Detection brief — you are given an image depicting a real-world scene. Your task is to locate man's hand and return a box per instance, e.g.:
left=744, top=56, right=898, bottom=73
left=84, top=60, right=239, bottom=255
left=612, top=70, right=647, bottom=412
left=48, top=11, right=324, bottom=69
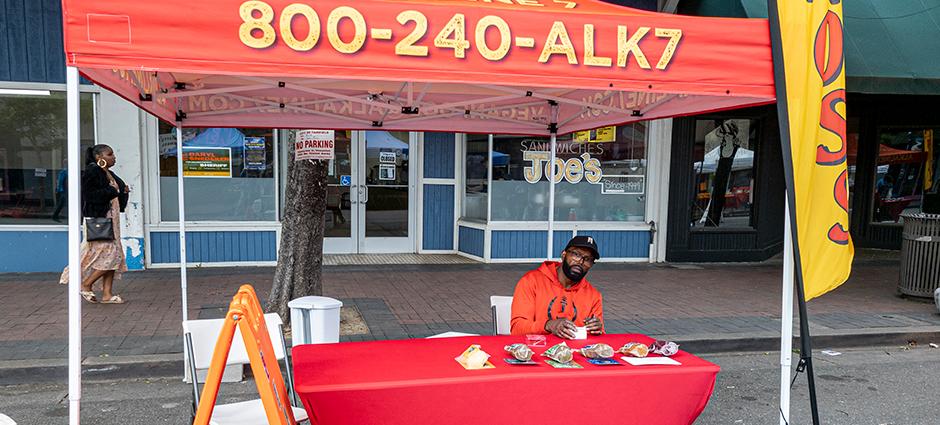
left=585, top=316, right=603, bottom=335
left=544, top=319, right=577, bottom=339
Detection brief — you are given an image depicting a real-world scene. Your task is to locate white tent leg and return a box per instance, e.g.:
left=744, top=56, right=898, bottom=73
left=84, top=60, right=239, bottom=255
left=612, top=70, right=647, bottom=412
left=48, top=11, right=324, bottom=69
left=66, top=66, right=82, bottom=425
left=547, top=132, right=556, bottom=260
left=779, top=195, right=794, bottom=425
left=176, top=124, right=189, bottom=322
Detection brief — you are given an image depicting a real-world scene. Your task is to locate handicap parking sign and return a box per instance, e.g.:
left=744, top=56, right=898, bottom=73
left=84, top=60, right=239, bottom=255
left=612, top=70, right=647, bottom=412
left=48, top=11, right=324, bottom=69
left=340, top=175, right=351, bottom=186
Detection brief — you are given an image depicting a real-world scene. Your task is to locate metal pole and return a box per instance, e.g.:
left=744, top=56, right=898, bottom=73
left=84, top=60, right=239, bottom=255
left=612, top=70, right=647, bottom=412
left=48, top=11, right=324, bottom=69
left=176, top=123, right=189, bottom=322
left=546, top=103, right=558, bottom=260
left=779, top=195, right=794, bottom=425
left=547, top=131, right=556, bottom=260
left=66, top=66, right=82, bottom=425
left=795, top=249, right=821, bottom=425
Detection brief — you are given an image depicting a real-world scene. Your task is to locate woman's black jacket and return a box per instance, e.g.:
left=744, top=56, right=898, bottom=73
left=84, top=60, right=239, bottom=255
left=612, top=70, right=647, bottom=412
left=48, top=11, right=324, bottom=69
left=82, top=164, right=128, bottom=218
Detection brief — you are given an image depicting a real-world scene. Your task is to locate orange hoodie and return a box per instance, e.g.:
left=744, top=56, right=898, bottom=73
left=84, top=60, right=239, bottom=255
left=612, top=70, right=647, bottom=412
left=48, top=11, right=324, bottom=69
left=510, top=261, right=604, bottom=335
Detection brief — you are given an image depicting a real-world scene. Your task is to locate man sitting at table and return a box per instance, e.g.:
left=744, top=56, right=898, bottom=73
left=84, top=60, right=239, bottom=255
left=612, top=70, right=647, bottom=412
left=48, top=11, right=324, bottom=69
left=510, top=236, right=604, bottom=338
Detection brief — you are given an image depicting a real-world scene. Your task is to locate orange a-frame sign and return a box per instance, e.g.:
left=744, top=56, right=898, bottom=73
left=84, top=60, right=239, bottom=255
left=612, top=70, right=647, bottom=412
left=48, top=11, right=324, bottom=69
left=193, top=285, right=297, bottom=425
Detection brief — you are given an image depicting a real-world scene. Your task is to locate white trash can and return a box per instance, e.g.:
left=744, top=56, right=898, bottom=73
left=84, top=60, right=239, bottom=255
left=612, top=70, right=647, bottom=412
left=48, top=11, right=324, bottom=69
left=288, top=296, right=343, bottom=346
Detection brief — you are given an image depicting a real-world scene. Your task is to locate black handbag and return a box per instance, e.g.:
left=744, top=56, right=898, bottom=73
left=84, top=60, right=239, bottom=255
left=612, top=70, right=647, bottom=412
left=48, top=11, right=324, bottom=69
left=84, top=217, right=114, bottom=241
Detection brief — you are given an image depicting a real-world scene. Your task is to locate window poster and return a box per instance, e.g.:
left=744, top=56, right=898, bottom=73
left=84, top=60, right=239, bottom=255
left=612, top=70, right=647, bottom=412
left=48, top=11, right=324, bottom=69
left=243, top=137, right=266, bottom=171
left=379, top=164, right=396, bottom=181
left=183, top=147, right=232, bottom=177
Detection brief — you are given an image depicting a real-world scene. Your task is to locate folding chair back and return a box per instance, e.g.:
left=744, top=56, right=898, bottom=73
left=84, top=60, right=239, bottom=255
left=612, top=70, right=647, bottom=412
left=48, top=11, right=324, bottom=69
left=490, top=295, right=513, bottom=335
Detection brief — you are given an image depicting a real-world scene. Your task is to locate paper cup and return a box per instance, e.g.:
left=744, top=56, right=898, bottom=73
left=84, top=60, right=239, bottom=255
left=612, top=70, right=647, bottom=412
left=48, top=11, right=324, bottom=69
left=574, top=326, right=587, bottom=340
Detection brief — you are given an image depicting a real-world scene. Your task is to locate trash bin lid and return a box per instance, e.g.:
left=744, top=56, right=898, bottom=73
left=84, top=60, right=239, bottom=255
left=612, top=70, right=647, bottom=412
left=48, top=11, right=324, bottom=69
left=288, top=296, right=343, bottom=310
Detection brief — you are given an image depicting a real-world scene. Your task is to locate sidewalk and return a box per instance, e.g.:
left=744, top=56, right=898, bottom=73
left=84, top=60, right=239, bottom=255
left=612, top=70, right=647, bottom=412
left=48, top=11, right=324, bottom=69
left=2, top=250, right=939, bottom=379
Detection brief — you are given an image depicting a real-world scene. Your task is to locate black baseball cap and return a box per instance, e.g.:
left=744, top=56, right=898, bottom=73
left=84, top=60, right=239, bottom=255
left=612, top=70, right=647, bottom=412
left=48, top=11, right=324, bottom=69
left=564, top=236, right=600, bottom=260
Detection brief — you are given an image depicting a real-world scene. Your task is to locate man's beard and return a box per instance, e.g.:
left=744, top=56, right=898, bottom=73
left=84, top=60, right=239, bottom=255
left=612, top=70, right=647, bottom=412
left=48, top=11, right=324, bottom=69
left=561, top=260, right=587, bottom=283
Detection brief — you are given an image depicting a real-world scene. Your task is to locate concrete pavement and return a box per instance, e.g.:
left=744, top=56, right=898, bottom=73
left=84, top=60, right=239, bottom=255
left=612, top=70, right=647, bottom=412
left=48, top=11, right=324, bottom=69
left=1, top=249, right=939, bottom=383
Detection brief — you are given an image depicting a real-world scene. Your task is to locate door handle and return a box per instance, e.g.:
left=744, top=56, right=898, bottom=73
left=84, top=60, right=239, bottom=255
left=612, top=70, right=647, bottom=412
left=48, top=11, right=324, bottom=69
left=349, top=185, right=358, bottom=204
left=362, top=185, right=369, bottom=204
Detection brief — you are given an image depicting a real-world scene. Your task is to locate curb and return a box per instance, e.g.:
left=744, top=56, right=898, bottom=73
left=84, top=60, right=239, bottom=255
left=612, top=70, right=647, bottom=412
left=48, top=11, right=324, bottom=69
left=3, top=328, right=939, bottom=385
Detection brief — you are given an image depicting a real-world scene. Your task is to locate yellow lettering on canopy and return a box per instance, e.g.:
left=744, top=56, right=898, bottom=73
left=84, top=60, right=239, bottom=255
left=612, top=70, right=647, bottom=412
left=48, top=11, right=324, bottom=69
left=516, top=0, right=544, bottom=6
left=654, top=28, right=682, bottom=70
left=539, top=21, right=577, bottom=65
left=617, top=25, right=650, bottom=69
left=327, top=6, right=367, bottom=54
left=553, top=0, right=577, bottom=8
left=583, top=24, right=612, bottom=67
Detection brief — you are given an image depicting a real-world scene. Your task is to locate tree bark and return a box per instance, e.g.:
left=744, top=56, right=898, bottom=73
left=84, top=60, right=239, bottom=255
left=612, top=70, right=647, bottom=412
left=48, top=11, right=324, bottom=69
left=267, top=130, right=328, bottom=325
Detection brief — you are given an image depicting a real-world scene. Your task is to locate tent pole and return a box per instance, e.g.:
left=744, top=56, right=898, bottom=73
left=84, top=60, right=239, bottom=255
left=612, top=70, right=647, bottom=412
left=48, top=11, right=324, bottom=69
left=546, top=103, right=558, bottom=260
left=795, top=245, right=821, bottom=425
left=66, top=66, right=82, bottom=425
left=547, top=132, right=556, bottom=259
left=778, top=195, right=794, bottom=425
left=176, top=122, right=189, bottom=323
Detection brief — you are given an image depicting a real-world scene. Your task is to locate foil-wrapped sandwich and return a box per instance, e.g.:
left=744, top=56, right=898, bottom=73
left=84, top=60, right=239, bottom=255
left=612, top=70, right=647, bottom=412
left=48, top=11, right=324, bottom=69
left=504, top=343, right=535, bottom=361
left=541, top=342, right=574, bottom=363
left=650, top=340, right=679, bottom=357
left=579, top=343, right=615, bottom=359
left=620, top=342, right=649, bottom=358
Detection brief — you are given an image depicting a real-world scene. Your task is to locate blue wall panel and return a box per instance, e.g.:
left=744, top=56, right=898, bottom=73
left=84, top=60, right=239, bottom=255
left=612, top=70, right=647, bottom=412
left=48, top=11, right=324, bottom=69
left=552, top=231, right=574, bottom=257
left=422, top=184, right=455, bottom=250
left=457, top=226, right=484, bottom=258
left=577, top=230, right=650, bottom=258
left=0, top=231, right=68, bottom=272
left=423, top=132, right=455, bottom=179
left=491, top=231, right=548, bottom=259
left=150, top=231, right=277, bottom=264
left=1, top=0, right=66, bottom=83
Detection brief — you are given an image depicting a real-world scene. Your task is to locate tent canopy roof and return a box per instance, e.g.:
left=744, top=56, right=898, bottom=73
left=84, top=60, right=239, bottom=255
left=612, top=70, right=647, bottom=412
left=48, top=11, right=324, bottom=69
left=63, top=0, right=775, bottom=135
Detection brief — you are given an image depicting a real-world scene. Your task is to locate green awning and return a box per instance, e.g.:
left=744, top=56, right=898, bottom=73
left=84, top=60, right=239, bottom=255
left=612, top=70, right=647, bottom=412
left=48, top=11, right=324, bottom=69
left=680, top=0, right=940, bottom=95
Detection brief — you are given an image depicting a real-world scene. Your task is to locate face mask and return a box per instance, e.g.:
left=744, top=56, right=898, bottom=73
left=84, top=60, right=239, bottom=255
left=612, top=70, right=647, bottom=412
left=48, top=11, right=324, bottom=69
left=561, top=259, right=587, bottom=283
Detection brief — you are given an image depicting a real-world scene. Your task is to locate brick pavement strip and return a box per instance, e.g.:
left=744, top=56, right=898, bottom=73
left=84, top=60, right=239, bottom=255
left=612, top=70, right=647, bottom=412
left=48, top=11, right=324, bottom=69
left=1, top=256, right=939, bottom=362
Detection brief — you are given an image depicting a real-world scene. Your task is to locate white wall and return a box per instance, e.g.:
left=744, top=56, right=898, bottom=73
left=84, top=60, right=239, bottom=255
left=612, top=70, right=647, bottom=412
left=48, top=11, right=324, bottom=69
left=96, top=90, right=146, bottom=269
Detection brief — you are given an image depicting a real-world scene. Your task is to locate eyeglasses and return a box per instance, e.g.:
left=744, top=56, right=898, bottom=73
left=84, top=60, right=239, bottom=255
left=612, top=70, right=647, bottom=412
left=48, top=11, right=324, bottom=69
left=566, top=250, right=595, bottom=266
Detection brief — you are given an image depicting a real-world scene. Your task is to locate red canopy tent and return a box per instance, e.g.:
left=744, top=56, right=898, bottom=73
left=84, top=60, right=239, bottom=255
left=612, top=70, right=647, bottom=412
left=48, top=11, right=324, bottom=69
left=58, top=0, right=775, bottom=423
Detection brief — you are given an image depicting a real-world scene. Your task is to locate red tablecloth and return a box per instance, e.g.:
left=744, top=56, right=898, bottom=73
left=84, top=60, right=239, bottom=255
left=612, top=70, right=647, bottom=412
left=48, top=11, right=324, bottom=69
left=292, top=334, right=718, bottom=425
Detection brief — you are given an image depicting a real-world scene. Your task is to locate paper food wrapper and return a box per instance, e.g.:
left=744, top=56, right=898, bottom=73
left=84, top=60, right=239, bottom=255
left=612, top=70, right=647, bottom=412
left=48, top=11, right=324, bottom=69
left=541, top=342, right=574, bottom=363
left=579, top=343, right=615, bottom=359
left=504, top=343, right=535, bottom=361
left=455, top=344, right=495, bottom=370
left=620, top=342, right=649, bottom=358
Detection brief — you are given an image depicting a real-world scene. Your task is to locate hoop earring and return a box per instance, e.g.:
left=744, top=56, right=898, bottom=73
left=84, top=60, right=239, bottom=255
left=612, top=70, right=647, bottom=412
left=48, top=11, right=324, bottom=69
left=97, top=158, right=107, bottom=168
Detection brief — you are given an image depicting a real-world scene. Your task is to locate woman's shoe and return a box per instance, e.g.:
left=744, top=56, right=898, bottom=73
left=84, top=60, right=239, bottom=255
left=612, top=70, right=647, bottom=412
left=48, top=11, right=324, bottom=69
left=80, top=291, right=98, bottom=303
left=100, top=295, right=125, bottom=304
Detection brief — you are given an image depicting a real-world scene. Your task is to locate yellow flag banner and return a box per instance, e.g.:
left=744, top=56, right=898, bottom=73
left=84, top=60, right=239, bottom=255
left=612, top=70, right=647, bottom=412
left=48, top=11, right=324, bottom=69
left=769, top=0, right=854, bottom=300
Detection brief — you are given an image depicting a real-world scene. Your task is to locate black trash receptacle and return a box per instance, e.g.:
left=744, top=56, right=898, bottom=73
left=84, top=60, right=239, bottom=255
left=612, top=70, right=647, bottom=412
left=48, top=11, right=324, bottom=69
left=899, top=213, right=940, bottom=298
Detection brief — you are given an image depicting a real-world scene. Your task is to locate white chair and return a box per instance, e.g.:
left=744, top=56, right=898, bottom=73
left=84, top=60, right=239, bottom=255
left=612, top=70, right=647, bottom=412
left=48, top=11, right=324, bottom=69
left=182, top=313, right=308, bottom=424
left=490, top=296, right=513, bottom=335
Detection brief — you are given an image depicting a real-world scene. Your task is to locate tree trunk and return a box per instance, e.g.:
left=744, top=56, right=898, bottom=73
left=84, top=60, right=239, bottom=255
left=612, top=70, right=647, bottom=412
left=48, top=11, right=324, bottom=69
left=267, top=130, right=328, bottom=325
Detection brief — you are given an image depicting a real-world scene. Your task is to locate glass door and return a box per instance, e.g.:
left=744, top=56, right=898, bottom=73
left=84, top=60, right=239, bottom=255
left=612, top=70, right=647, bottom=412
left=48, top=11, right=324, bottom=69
left=358, top=131, right=415, bottom=253
left=323, top=131, right=358, bottom=253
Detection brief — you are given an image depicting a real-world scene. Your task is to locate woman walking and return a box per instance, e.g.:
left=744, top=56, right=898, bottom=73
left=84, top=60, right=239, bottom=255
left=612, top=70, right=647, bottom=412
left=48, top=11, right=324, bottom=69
left=60, top=144, right=129, bottom=304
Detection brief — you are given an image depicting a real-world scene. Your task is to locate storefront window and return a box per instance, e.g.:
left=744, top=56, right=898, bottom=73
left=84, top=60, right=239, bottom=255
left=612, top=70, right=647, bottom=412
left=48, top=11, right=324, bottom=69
left=690, top=119, right=759, bottom=228
left=465, top=124, right=649, bottom=223
left=490, top=135, right=551, bottom=221
left=463, top=134, right=489, bottom=221
left=554, top=123, right=647, bottom=221
left=871, top=127, right=940, bottom=223
left=0, top=91, right=95, bottom=225
left=158, top=123, right=277, bottom=221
